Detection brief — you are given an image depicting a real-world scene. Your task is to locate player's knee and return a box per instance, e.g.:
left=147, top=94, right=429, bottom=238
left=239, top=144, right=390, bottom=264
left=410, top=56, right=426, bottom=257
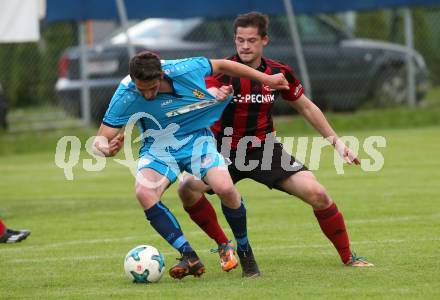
left=177, top=181, right=192, bottom=203
left=177, top=180, right=187, bottom=196
left=135, top=185, right=158, bottom=208
left=212, top=183, right=237, bottom=201
left=309, top=185, right=332, bottom=210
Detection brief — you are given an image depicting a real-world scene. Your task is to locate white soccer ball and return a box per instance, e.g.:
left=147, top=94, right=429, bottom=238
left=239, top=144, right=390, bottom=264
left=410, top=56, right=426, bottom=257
left=124, top=245, right=165, bottom=283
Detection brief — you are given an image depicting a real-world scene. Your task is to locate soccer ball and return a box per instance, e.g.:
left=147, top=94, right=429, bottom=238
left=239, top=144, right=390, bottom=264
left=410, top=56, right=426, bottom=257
left=124, top=245, right=165, bottom=283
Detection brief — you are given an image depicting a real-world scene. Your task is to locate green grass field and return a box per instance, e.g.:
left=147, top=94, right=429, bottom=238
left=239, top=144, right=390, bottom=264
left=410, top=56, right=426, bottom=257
left=1, top=120, right=440, bottom=299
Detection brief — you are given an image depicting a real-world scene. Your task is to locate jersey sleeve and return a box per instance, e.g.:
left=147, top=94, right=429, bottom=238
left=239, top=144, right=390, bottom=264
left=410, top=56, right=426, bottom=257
left=194, top=56, right=213, bottom=77
left=170, top=57, right=213, bottom=78
left=166, top=57, right=214, bottom=90
left=281, top=65, right=304, bottom=102
left=102, top=85, right=135, bottom=127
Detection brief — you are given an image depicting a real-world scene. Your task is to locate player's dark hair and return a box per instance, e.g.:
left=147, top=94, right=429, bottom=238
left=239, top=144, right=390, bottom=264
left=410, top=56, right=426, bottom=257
left=234, top=11, right=269, bottom=37
left=129, top=51, right=162, bottom=81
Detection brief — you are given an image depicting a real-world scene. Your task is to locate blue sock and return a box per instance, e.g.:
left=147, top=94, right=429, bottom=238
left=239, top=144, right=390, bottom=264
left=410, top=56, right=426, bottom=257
left=144, top=201, right=193, bottom=254
left=221, top=200, right=250, bottom=252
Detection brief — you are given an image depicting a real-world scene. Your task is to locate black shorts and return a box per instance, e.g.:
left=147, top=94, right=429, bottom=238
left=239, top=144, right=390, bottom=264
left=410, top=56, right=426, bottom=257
left=207, top=142, right=307, bottom=194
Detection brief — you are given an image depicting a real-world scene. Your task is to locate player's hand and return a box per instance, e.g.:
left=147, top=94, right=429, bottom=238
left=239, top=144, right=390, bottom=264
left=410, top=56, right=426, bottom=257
left=264, top=73, right=289, bottom=90
left=94, top=134, right=124, bottom=157
left=108, top=133, right=124, bottom=156
left=215, top=85, right=234, bottom=101
left=333, top=138, right=360, bottom=165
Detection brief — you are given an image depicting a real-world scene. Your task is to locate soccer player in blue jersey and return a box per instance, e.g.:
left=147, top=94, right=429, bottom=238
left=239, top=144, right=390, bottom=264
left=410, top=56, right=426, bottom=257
left=93, top=51, right=289, bottom=279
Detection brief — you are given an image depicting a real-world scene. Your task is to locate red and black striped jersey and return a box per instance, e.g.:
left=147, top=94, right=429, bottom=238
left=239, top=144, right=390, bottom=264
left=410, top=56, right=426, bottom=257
left=206, top=54, right=304, bottom=150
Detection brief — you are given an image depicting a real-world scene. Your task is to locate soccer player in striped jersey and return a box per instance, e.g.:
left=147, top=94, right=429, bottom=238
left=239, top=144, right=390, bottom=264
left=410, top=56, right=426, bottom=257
left=178, top=12, right=373, bottom=277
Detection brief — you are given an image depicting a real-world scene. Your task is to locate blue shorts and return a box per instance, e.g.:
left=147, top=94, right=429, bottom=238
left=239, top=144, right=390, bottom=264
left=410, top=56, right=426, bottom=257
left=137, top=128, right=225, bottom=183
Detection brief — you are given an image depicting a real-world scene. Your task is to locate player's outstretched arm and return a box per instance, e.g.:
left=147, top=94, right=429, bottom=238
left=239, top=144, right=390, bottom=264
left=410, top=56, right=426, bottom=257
left=93, top=124, right=125, bottom=157
left=289, top=94, right=360, bottom=165
left=210, top=59, right=289, bottom=91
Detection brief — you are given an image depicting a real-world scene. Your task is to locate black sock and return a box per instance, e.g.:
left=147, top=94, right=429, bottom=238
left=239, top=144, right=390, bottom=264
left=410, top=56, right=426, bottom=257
left=145, top=201, right=193, bottom=254
left=221, top=200, right=250, bottom=252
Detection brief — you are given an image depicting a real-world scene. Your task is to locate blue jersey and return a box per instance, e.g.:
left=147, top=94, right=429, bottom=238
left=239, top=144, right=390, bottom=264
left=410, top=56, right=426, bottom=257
left=103, top=57, right=231, bottom=156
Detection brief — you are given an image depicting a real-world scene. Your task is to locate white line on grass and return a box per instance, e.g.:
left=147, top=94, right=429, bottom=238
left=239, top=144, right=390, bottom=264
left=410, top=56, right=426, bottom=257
left=348, top=214, right=440, bottom=224
left=1, top=213, right=438, bottom=254
left=4, top=237, right=440, bottom=264
left=0, top=236, right=144, bottom=253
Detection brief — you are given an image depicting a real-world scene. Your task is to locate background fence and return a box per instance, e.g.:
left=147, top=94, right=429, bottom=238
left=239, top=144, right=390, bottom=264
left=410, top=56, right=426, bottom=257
left=0, top=6, right=439, bottom=130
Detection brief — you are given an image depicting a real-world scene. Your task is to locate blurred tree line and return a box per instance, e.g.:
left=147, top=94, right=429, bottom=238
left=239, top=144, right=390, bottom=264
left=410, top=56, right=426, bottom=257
left=0, top=23, right=76, bottom=108
left=355, top=7, right=440, bottom=84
